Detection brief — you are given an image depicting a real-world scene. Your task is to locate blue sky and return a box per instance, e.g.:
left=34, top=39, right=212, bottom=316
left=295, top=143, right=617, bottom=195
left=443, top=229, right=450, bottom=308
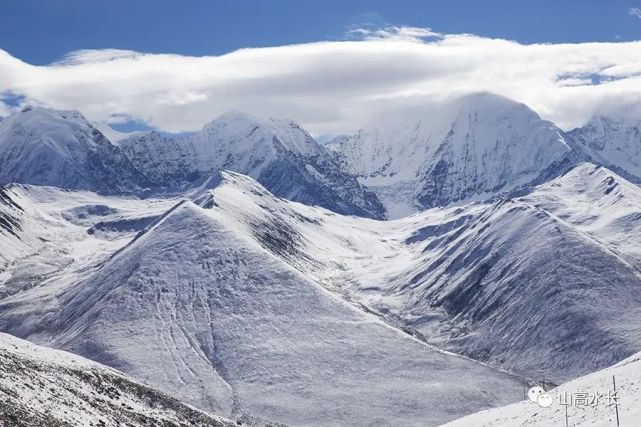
left=3, top=0, right=641, bottom=64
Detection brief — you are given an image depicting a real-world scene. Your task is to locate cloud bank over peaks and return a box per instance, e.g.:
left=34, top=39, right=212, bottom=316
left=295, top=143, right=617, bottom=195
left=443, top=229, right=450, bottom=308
left=1, top=26, right=641, bottom=134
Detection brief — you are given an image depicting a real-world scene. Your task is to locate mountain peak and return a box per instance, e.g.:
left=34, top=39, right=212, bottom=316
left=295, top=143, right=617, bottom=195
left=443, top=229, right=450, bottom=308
left=204, top=110, right=259, bottom=129
left=120, top=111, right=386, bottom=218
left=0, top=106, right=150, bottom=192
left=334, top=93, right=572, bottom=217
left=452, top=92, right=539, bottom=120
left=17, top=105, right=85, bottom=119
left=2, top=106, right=93, bottom=142
left=92, top=121, right=148, bottom=144
left=201, top=110, right=318, bottom=155
left=209, top=110, right=269, bottom=126
left=204, top=110, right=301, bottom=134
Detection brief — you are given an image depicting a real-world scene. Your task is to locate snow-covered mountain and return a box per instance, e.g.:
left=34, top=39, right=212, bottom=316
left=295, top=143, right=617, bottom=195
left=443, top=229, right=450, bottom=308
left=443, top=349, right=641, bottom=427
left=197, top=164, right=641, bottom=385
left=0, top=175, right=526, bottom=426
left=120, top=111, right=385, bottom=218
left=0, top=182, right=176, bottom=299
left=0, top=332, right=234, bottom=427
left=0, top=107, right=151, bottom=192
left=569, top=115, right=641, bottom=183
left=333, top=93, right=578, bottom=218
left=5, top=93, right=641, bottom=426
left=4, top=163, right=641, bottom=424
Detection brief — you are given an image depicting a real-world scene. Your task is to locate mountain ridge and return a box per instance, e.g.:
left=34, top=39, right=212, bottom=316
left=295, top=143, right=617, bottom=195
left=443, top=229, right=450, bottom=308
left=119, top=111, right=387, bottom=218
left=0, top=107, right=151, bottom=193
left=332, top=93, right=581, bottom=218
left=0, top=331, right=235, bottom=427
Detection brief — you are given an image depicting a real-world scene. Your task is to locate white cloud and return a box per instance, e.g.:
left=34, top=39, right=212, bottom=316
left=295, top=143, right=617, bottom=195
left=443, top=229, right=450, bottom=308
left=2, top=27, right=641, bottom=134
left=630, top=7, right=641, bottom=19
left=347, top=25, right=441, bottom=41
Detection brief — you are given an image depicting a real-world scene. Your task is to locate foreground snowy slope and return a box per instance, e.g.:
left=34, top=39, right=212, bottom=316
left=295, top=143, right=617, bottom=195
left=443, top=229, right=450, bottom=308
left=333, top=93, right=577, bottom=217
left=443, top=350, right=641, bottom=427
left=202, top=166, right=641, bottom=384
left=0, top=107, right=150, bottom=192
left=120, top=111, right=385, bottom=218
left=0, top=332, right=233, bottom=427
left=0, top=180, right=526, bottom=426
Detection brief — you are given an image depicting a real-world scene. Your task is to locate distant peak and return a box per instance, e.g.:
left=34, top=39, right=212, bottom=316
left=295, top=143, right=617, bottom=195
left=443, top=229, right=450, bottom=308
left=456, top=91, right=516, bottom=104
left=9, top=105, right=87, bottom=123
left=217, top=110, right=261, bottom=122
left=92, top=122, right=149, bottom=144
left=453, top=92, right=534, bottom=115
left=204, top=110, right=301, bottom=132
left=204, top=110, right=266, bottom=129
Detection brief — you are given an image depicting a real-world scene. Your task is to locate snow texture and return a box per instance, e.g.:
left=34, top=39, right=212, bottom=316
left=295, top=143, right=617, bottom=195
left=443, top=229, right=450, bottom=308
left=120, top=111, right=385, bottom=218
left=0, top=107, right=150, bottom=192
left=0, top=332, right=234, bottom=426
left=443, top=350, right=641, bottom=427
left=570, top=115, right=641, bottom=183
left=333, top=93, right=577, bottom=217
left=2, top=94, right=641, bottom=426
left=0, top=177, right=527, bottom=426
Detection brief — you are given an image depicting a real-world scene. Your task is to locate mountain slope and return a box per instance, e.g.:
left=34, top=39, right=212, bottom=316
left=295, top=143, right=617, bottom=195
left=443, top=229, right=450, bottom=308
left=200, top=166, right=641, bottom=384
left=523, top=162, right=641, bottom=268
left=0, top=183, right=176, bottom=300
left=569, top=115, right=641, bottom=183
left=0, top=107, right=150, bottom=192
left=333, top=93, right=577, bottom=218
left=0, top=182, right=525, bottom=426
left=0, top=184, right=49, bottom=273
left=443, top=350, right=641, bottom=427
left=0, top=332, right=233, bottom=427
left=120, top=111, right=385, bottom=218
left=3, top=166, right=641, bottom=424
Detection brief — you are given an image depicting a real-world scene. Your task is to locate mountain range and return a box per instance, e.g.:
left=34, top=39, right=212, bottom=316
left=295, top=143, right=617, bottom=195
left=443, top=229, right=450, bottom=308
left=1, top=93, right=641, bottom=426
left=118, top=111, right=385, bottom=218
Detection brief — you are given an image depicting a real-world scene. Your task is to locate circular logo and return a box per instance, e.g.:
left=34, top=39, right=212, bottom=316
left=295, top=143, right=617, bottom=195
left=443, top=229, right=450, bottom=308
left=528, top=386, right=545, bottom=403
left=537, top=393, right=553, bottom=408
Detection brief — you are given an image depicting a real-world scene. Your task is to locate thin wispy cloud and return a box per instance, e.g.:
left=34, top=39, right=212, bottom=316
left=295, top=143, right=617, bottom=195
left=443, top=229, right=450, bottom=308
left=1, top=26, right=641, bottom=134
left=347, top=25, right=441, bottom=42
left=629, top=7, right=641, bottom=19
